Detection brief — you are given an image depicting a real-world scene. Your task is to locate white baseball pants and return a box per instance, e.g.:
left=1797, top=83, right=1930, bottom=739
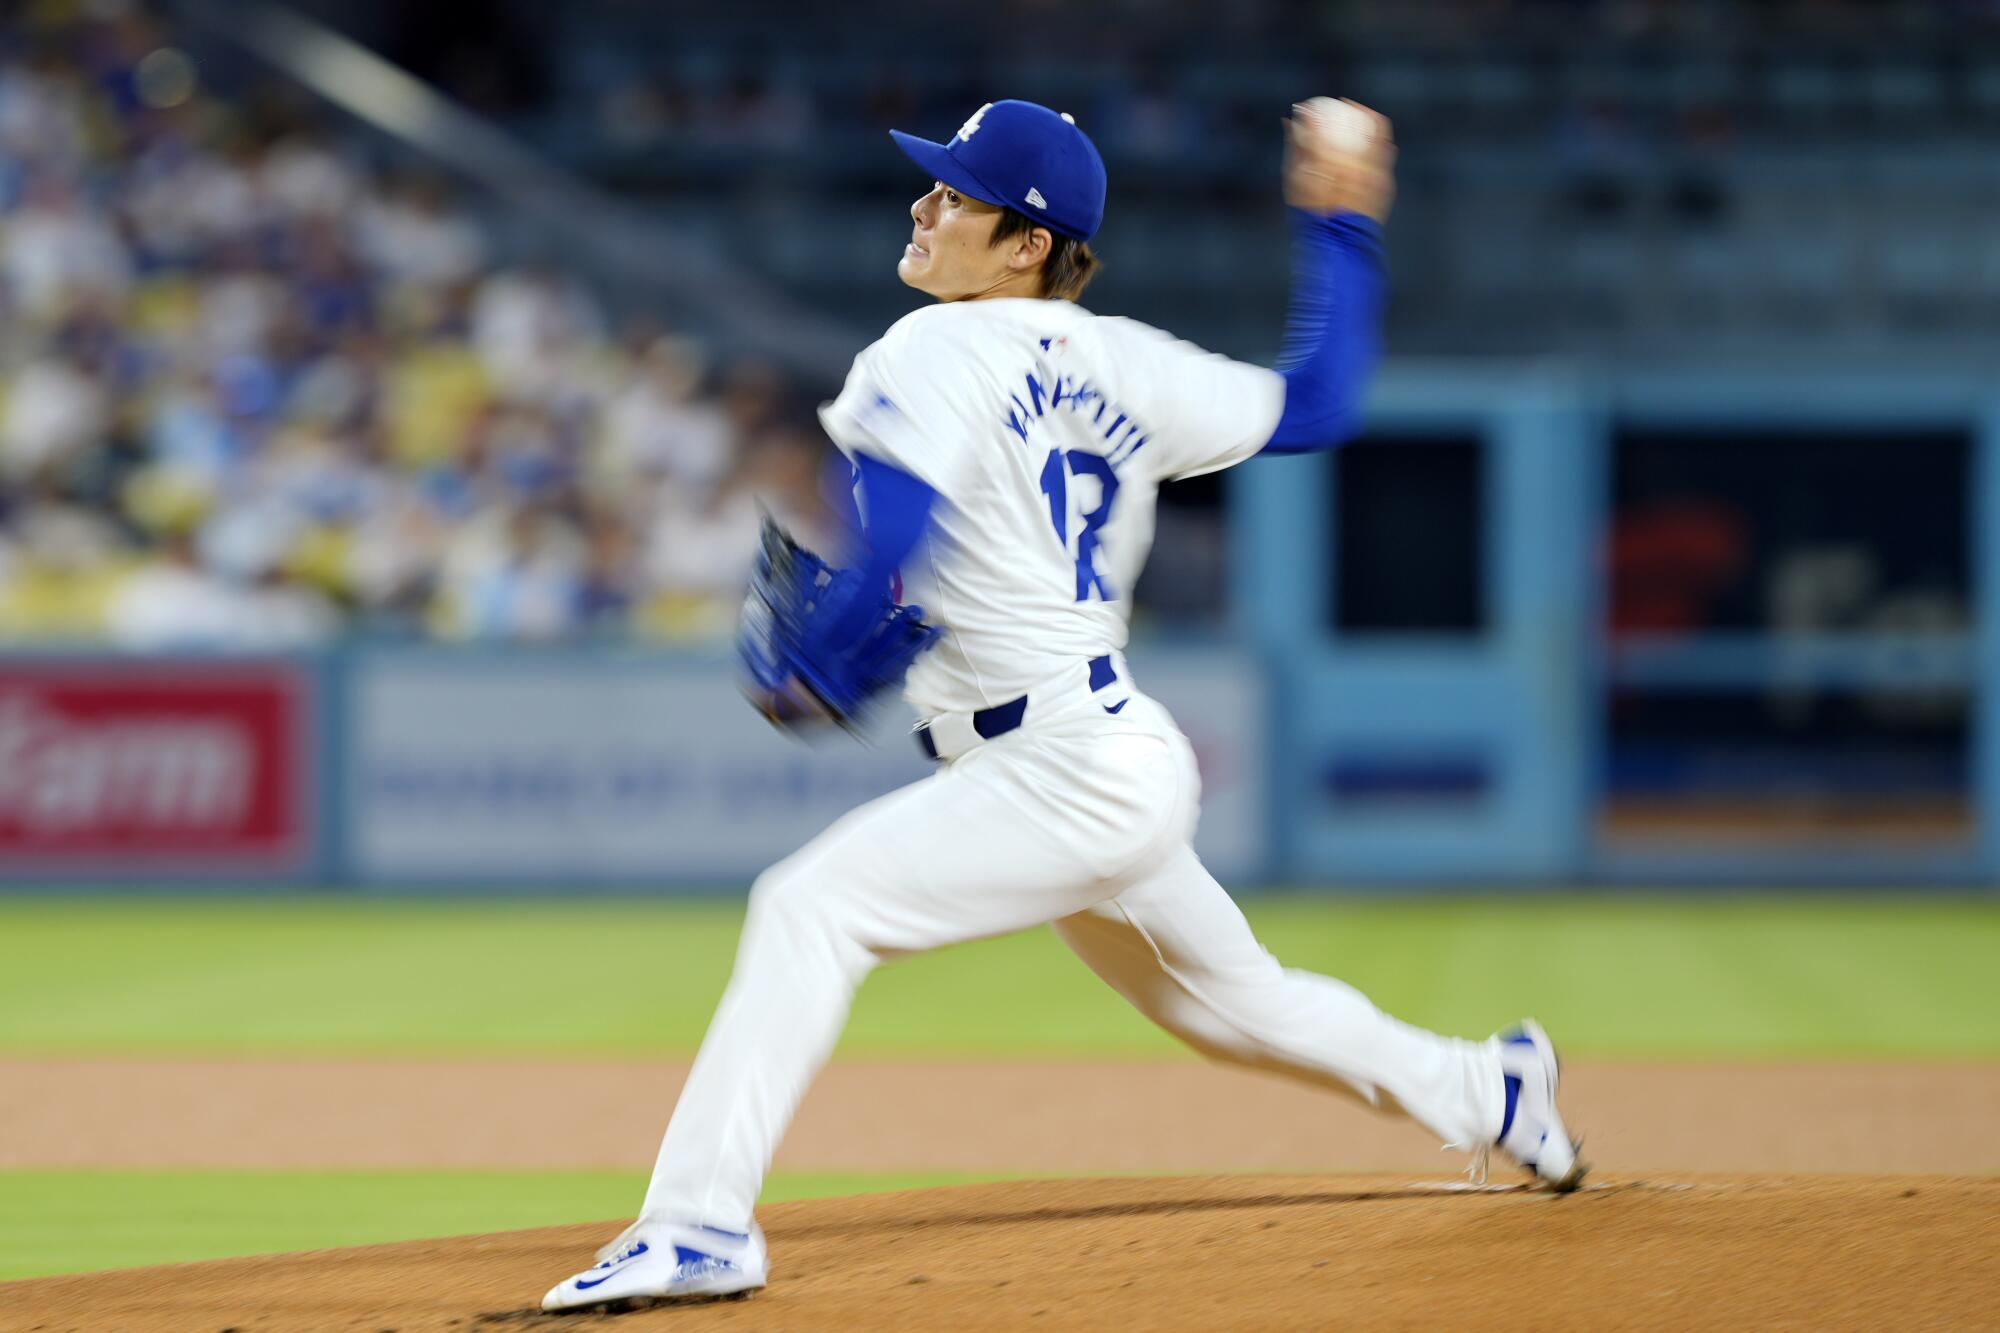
left=641, top=685, right=1506, bottom=1230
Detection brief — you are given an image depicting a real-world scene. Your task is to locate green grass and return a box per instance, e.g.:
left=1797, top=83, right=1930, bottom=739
left=0, top=896, right=1995, bottom=1058
left=0, top=1168, right=1005, bottom=1281
left=1, top=896, right=1994, bottom=1283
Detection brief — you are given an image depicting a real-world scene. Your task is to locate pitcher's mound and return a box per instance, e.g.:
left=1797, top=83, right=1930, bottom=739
left=3, top=1173, right=1993, bottom=1331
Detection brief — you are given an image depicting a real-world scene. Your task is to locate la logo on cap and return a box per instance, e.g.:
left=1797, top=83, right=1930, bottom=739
left=956, top=103, right=991, bottom=141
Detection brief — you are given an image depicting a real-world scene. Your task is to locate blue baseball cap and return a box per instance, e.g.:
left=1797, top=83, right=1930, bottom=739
left=890, top=100, right=1107, bottom=242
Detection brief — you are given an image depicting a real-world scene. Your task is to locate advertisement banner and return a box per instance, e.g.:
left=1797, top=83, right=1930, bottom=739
left=348, top=650, right=1267, bottom=886
left=0, top=662, right=315, bottom=870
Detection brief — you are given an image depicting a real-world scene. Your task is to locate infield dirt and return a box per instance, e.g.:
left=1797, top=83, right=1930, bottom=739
left=3, top=1058, right=1997, bottom=1329
left=3, top=1173, right=1995, bottom=1330
left=6, top=1056, right=1998, bottom=1172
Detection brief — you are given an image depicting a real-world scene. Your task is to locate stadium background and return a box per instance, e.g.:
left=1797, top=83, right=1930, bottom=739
left=0, top=0, right=1994, bottom=1322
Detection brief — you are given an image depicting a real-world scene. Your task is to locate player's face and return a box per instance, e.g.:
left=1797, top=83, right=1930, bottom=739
left=898, top=181, right=1009, bottom=300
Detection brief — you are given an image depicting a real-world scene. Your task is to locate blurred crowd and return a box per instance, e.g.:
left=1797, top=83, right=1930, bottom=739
left=0, top=4, right=834, bottom=650
left=547, top=0, right=2000, bottom=164
left=10, top=0, right=1992, bottom=653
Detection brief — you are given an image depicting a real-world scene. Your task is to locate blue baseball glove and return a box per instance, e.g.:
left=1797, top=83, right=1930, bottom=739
left=738, top=515, right=940, bottom=733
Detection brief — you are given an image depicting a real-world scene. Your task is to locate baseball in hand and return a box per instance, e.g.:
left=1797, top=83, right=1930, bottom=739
left=1297, top=97, right=1374, bottom=154
left=1283, top=96, right=1394, bottom=221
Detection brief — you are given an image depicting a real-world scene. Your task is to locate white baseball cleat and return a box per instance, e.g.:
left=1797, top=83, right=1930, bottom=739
left=541, top=1219, right=768, bottom=1312
left=1490, top=1018, right=1587, bottom=1192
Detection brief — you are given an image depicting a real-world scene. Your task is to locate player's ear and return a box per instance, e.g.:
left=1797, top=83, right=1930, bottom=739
left=1006, top=225, right=1054, bottom=273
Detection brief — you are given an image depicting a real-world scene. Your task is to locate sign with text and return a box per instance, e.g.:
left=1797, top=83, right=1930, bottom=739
left=348, top=651, right=1267, bottom=886
left=0, top=664, right=314, bottom=869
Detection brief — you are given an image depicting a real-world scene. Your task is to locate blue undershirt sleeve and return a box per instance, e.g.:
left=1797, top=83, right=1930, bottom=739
left=805, top=449, right=937, bottom=654
left=1261, top=209, right=1387, bottom=454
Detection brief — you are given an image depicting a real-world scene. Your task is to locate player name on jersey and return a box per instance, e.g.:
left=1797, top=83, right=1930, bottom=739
left=1001, top=356, right=1153, bottom=472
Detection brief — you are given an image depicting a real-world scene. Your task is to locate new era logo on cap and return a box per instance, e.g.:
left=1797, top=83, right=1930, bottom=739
left=1025, top=187, right=1048, bottom=208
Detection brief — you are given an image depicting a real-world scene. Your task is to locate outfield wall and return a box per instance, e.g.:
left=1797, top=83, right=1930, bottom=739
left=1228, top=365, right=2000, bottom=888
left=1, top=636, right=1995, bottom=889
left=0, top=646, right=1270, bottom=889
left=345, top=647, right=1268, bottom=887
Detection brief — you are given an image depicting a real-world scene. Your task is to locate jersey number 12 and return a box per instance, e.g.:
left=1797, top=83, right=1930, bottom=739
left=1038, top=447, right=1119, bottom=601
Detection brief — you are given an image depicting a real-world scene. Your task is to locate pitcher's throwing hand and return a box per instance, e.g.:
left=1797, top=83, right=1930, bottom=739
left=1285, top=97, right=1396, bottom=221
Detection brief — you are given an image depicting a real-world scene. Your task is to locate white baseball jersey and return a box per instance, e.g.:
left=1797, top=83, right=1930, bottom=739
left=819, top=298, right=1284, bottom=716
left=623, top=294, right=1517, bottom=1255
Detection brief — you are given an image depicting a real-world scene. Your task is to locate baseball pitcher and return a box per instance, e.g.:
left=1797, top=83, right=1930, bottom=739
left=543, top=96, right=1584, bottom=1313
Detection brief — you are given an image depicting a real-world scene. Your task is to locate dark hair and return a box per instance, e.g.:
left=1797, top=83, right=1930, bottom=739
left=989, top=206, right=1101, bottom=301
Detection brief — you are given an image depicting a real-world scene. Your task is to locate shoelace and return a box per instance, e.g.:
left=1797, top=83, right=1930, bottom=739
left=594, top=1222, right=644, bottom=1264
left=1464, top=1144, right=1490, bottom=1187
left=592, top=1239, right=647, bottom=1271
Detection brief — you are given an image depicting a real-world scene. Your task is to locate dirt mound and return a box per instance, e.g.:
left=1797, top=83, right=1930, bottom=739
left=4, top=1173, right=1994, bottom=1332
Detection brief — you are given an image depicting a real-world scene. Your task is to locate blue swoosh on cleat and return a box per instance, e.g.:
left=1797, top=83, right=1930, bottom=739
left=574, top=1240, right=649, bottom=1290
